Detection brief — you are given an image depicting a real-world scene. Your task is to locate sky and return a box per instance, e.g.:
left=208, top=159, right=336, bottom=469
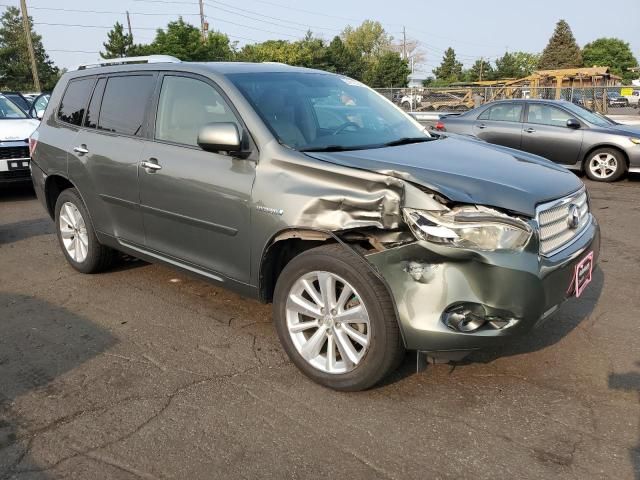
left=9, top=0, right=640, bottom=74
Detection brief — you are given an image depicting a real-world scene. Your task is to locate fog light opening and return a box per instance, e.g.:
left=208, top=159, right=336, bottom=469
left=443, top=304, right=519, bottom=333
left=443, top=304, right=487, bottom=332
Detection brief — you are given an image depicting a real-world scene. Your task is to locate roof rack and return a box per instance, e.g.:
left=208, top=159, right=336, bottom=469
left=76, top=55, right=181, bottom=70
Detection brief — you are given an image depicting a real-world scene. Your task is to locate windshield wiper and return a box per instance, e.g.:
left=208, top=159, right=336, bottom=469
left=299, top=145, right=362, bottom=152
left=381, top=137, right=434, bottom=147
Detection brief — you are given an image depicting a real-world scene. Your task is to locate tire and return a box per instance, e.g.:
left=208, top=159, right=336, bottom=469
left=54, top=188, right=115, bottom=273
left=401, top=101, right=411, bottom=111
left=584, top=148, right=627, bottom=182
left=273, top=244, right=404, bottom=391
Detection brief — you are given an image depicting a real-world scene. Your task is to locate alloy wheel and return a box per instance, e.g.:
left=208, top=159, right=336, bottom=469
left=589, top=153, right=618, bottom=179
left=285, top=271, right=370, bottom=374
left=59, top=201, right=89, bottom=263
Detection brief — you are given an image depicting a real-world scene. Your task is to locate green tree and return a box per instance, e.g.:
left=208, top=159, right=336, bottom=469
left=464, top=58, right=494, bottom=82
left=0, top=6, right=59, bottom=90
left=341, top=20, right=391, bottom=59
left=363, top=51, right=410, bottom=87
left=238, top=39, right=305, bottom=64
left=495, top=52, right=520, bottom=78
left=582, top=37, right=638, bottom=83
left=511, top=51, right=540, bottom=76
left=432, top=47, right=463, bottom=84
left=325, top=36, right=364, bottom=79
left=130, top=18, right=234, bottom=61
left=100, top=22, right=133, bottom=59
left=538, top=19, right=583, bottom=69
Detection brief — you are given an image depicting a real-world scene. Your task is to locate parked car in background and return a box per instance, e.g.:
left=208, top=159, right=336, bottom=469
left=603, top=91, right=629, bottom=108
left=624, top=90, right=640, bottom=108
left=0, top=94, right=39, bottom=185
left=1, top=91, right=32, bottom=112
left=437, top=99, right=640, bottom=182
left=31, top=57, right=599, bottom=390
left=28, top=93, right=50, bottom=119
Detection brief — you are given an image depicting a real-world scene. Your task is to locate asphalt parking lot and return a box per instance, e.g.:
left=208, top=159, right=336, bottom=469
left=1, top=177, right=639, bottom=479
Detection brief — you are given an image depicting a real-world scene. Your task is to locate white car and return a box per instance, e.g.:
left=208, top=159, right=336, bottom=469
left=624, top=90, right=640, bottom=107
left=0, top=95, right=39, bottom=185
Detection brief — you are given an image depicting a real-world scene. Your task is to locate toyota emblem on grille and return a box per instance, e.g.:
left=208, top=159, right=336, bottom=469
left=567, top=204, right=580, bottom=229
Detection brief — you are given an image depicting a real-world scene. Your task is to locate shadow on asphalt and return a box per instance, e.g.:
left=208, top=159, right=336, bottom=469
left=0, top=293, right=117, bottom=477
left=609, top=362, right=640, bottom=480
left=0, top=183, right=35, bottom=202
left=0, top=218, right=53, bottom=245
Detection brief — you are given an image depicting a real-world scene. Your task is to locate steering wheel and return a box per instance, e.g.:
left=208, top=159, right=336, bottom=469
left=331, top=121, right=362, bottom=136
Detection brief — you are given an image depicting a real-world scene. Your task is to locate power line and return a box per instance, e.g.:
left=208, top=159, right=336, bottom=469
left=204, top=0, right=342, bottom=33
left=32, top=21, right=259, bottom=43
left=0, top=4, right=200, bottom=17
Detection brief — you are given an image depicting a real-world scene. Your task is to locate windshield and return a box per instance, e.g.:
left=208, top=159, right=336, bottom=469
left=0, top=96, right=28, bottom=119
left=562, top=102, right=615, bottom=127
left=228, top=72, right=429, bottom=151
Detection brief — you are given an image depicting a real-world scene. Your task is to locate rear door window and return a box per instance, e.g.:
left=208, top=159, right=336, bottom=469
left=98, top=75, right=155, bottom=136
left=478, top=103, right=523, bottom=122
left=58, top=78, right=95, bottom=126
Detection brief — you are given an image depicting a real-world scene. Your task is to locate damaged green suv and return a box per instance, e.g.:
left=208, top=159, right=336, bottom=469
left=31, top=57, right=600, bottom=390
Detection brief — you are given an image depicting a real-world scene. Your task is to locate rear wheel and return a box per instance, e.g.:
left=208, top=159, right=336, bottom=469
left=585, top=148, right=626, bottom=182
left=55, top=188, right=115, bottom=273
left=273, top=244, right=404, bottom=391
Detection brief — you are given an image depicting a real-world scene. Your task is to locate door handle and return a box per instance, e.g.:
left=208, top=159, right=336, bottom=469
left=525, top=128, right=536, bottom=133
left=140, top=159, right=162, bottom=172
left=73, top=145, right=89, bottom=155
left=477, top=124, right=487, bottom=129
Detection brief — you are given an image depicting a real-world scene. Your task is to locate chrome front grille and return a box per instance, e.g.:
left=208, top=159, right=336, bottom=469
left=536, top=188, right=590, bottom=256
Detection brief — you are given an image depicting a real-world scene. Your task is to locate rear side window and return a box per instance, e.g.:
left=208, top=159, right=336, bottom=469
left=98, top=75, right=154, bottom=136
left=58, top=78, right=95, bottom=126
left=84, top=78, right=106, bottom=129
left=478, top=103, right=523, bottom=122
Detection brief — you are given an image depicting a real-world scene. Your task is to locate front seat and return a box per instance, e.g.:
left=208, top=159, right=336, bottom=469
left=257, top=90, right=307, bottom=148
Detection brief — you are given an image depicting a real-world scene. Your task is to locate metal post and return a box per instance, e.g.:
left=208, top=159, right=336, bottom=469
left=126, top=11, right=133, bottom=42
left=19, top=0, right=40, bottom=91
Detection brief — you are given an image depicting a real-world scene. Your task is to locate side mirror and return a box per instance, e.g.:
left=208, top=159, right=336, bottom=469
left=197, top=123, right=242, bottom=153
left=566, top=118, right=581, bottom=129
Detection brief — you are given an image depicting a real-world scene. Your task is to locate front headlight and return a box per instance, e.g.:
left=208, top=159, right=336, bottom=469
left=630, top=137, right=640, bottom=145
left=403, top=206, right=532, bottom=251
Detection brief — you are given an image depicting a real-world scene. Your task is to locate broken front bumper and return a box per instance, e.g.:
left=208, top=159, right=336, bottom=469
left=366, top=215, right=600, bottom=352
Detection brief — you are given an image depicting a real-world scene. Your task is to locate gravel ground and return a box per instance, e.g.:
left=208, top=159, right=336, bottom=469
left=1, top=176, right=639, bottom=479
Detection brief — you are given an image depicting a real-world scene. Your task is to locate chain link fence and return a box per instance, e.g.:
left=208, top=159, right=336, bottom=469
left=375, top=86, right=640, bottom=116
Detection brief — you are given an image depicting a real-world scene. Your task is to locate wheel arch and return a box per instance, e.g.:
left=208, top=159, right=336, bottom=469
left=259, top=226, right=407, bottom=346
left=44, top=174, right=76, bottom=219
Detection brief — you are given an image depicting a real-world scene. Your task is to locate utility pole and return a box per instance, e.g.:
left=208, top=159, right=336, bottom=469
left=126, top=11, right=133, bottom=42
left=19, top=0, right=40, bottom=92
left=479, top=56, right=484, bottom=82
left=199, top=0, right=206, bottom=42
left=402, top=26, right=406, bottom=60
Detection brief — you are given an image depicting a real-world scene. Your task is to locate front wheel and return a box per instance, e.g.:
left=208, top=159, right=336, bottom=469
left=273, top=244, right=404, bottom=391
left=584, top=148, right=627, bottom=182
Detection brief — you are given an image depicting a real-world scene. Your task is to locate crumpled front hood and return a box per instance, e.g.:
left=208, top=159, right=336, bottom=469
left=0, top=119, right=39, bottom=141
left=305, top=137, right=583, bottom=217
